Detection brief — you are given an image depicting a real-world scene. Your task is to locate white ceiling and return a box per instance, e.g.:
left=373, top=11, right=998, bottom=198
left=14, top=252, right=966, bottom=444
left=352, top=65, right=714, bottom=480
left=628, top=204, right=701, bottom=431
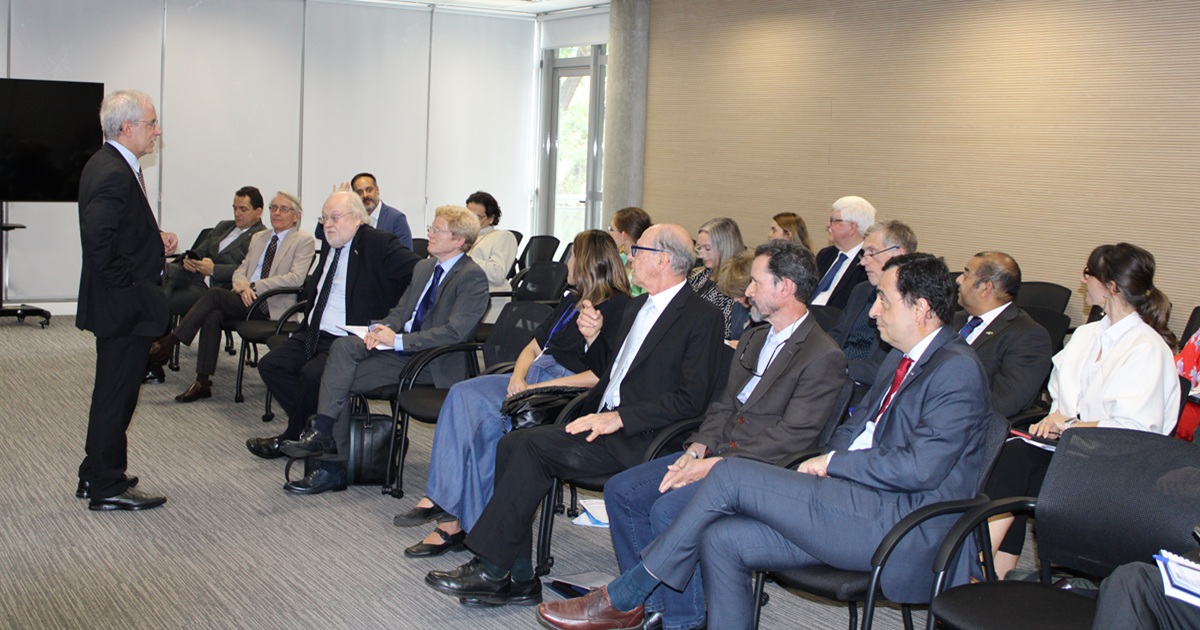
left=373, top=0, right=609, bottom=15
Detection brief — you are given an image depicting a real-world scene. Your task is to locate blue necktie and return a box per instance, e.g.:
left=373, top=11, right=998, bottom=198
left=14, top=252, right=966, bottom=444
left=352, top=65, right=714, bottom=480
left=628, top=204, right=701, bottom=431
left=816, top=252, right=848, bottom=293
left=411, top=265, right=444, bottom=332
left=959, top=316, right=984, bottom=340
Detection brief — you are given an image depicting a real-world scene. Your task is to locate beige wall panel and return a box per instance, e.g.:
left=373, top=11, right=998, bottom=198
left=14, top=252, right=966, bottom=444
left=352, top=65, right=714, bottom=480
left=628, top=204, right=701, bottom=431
left=643, top=0, right=1198, bottom=332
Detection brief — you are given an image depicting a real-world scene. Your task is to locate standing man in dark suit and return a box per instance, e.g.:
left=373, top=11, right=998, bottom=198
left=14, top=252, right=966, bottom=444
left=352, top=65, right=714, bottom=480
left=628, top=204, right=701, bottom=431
left=76, top=89, right=173, bottom=511
left=828, top=220, right=916, bottom=397
left=279, top=205, right=489, bottom=494
left=350, top=172, right=412, bottom=250
left=163, top=186, right=265, bottom=317
left=537, top=253, right=992, bottom=630
left=810, top=195, right=876, bottom=310
left=245, top=191, right=420, bottom=459
left=604, top=240, right=849, bottom=630
left=954, top=251, right=1053, bottom=417
left=424, top=224, right=726, bottom=608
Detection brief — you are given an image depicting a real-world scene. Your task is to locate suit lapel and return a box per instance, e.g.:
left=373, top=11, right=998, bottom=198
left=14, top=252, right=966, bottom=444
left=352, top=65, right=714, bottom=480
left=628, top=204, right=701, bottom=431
left=739, top=317, right=812, bottom=409
left=971, top=303, right=1016, bottom=350
left=625, top=286, right=690, bottom=373
left=874, top=327, right=953, bottom=434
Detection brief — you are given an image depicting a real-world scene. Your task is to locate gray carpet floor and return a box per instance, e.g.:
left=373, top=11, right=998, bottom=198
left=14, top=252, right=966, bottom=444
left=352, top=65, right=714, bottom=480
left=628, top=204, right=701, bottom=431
left=0, top=316, right=1030, bottom=629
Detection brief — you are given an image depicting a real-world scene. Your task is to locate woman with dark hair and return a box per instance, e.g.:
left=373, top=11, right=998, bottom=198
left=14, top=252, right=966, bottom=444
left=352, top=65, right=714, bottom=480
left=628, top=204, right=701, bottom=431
left=984, top=242, right=1180, bottom=578
left=689, top=217, right=746, bottom=339
left=609, top=206, right=652, bottom=297
left=768, top=211, right=813, bottom=252
left=396, top=230, right=631, bottom=557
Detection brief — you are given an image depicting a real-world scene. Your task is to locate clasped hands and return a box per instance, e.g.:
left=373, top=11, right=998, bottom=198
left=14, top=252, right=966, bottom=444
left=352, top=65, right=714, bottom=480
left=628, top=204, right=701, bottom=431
left=364, top=323, right=397, bottom=350
left=658, top=446, right=720, bottom=493
left=182, top=256, right=215, bottom=276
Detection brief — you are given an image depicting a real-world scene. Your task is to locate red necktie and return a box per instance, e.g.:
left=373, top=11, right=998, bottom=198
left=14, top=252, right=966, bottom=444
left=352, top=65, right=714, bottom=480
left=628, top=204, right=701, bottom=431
left=875, top=356, right=914, bottom=422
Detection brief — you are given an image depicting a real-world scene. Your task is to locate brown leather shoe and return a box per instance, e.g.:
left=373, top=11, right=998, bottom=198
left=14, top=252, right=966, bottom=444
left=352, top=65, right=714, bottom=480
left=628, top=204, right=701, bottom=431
left=537, top=585, right=644, bottom=630
left=174, top=380, right=212, bottom=403
left=148, top=335, right=178, bottom=365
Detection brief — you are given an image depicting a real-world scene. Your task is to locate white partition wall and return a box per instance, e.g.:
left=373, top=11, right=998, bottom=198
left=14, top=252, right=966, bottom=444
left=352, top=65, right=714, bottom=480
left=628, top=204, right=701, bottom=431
left=425, top=10, right=537, bottom=237
left=161, top=0, right=306, bottom=246
left=5, top=0, right=164, bottom=302
left=300, top=1, right=433, bottom=237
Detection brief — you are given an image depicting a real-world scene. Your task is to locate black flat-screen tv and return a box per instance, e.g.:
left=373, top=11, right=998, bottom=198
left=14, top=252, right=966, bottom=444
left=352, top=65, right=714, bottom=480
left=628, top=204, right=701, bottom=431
left=0, top=78, right=104, bottom=202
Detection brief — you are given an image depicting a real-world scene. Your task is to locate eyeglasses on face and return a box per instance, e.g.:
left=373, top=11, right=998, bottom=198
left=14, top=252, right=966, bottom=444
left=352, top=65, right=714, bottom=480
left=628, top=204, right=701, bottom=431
left=427, top=224, right=453, bottom=235
left=269, top=204, right=296, bottom=214
left=863, top=245, right=899, bottom=260
left=629, top=244, right=666, bottom=258
left=320, top=212, right=351, bottom=224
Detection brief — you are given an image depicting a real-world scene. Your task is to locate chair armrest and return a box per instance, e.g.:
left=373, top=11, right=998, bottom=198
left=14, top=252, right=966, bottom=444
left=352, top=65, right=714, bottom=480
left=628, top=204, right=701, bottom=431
left=641, top=418, right=704, bottom=461
left=490, top=290, right=515, bottom=299
left=779, top=448, right=827, bottom=469
left=274, top=300, right=308, bottom=334
left=244, top=287, right=305, bottom=320
left=1007, top=408, right=1048, bottom=431
left=552, top=392, right=594, bottom=425
left=482, top=361, right=517, bottom=375
left=397, top=342, right=485, bottom=390
left=871, top=496, right=990, bottom=571
left=929, top=496, right=1039, bottom=596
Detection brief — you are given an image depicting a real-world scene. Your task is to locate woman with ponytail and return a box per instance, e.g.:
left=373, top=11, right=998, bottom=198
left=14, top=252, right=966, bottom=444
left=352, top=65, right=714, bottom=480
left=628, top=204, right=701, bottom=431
left=983, top=242, right=1180, bottom=578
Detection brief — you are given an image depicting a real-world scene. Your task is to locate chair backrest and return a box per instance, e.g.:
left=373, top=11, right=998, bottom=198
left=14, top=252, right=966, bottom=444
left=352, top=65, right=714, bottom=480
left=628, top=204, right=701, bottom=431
left=1180, top=374, right=1192, bottom=422
left=481, top=301, right=554, bottom=367
left=559, top=241, right=574, bottom=264
left=1015, top=281, right=1072, bottom=313
left=518, top=235, right=561, bottom=270
left=1087, top=304, right=1104, bottom=323
left=808, top=305, right=842, bottom=333
left=1181, top=305, right=1200, bottom=347
left=1035, top=428, right=1200, bottom=580
left=1021, top=305, right=1071, bottom=354
left=977, top=411, right=1014, bottom=492
left=411, top=238, right=428, bottom=258
left=511, top=262, right=569, bottom=302
left=815, top=378, right=856, bottom=449
left=188, top=227, right=214, bottom=252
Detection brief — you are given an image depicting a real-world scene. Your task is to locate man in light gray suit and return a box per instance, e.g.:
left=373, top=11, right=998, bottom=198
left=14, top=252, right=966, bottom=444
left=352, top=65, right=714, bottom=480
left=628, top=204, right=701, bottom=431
left=279, top=205, right=489, bottom=494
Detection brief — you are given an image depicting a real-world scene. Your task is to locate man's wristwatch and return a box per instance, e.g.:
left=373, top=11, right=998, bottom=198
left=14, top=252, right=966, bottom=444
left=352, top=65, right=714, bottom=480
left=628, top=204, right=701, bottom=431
left=249, top=282, right=256, bottom=292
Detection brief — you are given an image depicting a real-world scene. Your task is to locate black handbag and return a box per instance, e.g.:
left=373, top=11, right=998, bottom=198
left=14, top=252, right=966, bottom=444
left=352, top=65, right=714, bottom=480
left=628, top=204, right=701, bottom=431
left=284, top=412, right=394, bottom=485
left=500, top=386, right=591, bottom=433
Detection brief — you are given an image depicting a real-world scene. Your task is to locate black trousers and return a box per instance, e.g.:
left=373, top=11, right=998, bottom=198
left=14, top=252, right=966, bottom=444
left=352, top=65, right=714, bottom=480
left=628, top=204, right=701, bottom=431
left=256, top=333, right=337, bottom=440
left=984, top=438, right=1054, bottom=555
left=464, top=425, right=628, bottom=570
left=79, top=334, right=154, bottom=499
left=174, top=287, right=264, bottom=377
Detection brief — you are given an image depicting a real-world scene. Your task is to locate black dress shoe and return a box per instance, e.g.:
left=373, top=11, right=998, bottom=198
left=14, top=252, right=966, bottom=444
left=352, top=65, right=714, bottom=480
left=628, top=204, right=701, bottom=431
left=461, top=574, right=543, bottom=607
left=282, top=468, right=347, bottom=495
left=175, top=380, right=211, bottom=403
left=279, top=428, right=337, bottom=458
left=148, top=335, right=177, bottom=365
left=88, top=487, right=166, bottom=512
left=76, top=476, right=139, bottom=499
left=393, top=502, right=449, bottom=527
left=143, top=365, right=166, bottom=384
left=405, top=528, right=467, bottom=558
left=425, top=557, right=510, bottom=600
left=246, top=435, right=286, bottom=460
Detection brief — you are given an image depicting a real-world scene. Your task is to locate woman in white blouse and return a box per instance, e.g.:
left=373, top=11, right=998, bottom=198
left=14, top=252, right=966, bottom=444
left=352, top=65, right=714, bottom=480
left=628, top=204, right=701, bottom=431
left=465, top=191, right=518, bottom=323
left=984, top=242, right=1179, bottom=578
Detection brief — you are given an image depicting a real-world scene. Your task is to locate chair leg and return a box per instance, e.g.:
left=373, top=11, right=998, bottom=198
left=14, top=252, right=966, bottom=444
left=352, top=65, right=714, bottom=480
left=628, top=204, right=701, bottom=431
left=382, top=405, right=408, bottom=499
left=224, top=330, right=236, bottom=355
left=235, top=339, right=249, bottom=403
left=567, top=484, right=581, bottom=518
left=247, top=342, right=259, bottom=368
left=751, top=572, right=767, bottom=630
left=168, top=314, right=182, bottom=371
left=848, top=601, right=859, bottom=630
left=536, top=478, right=561, bottom=576
left=261, top=390, right=274, bottom=422
left=901, top=605, right=914, bottom=630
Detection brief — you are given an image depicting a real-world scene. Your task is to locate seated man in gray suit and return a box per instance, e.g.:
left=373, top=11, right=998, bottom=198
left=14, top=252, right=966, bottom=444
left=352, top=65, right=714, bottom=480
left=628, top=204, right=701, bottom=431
left=828, top=220, right=916, bottom=399
left=954, top=251, right=1053, bottom=417
left=279, top=205, right=490, bottom=494
left=537, top=253, right=992, bottom=630
left=148, top=192, right=316, bottom=403
left=604, top=240, right=849, bottom=630
left=163, top=185, right=266, bottom=317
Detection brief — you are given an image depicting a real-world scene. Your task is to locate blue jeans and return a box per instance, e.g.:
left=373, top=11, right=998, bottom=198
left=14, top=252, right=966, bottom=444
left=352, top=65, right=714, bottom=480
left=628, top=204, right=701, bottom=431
left=606, top=453, right=706, bottom=630
left=425, top=353, right=573, bottom=532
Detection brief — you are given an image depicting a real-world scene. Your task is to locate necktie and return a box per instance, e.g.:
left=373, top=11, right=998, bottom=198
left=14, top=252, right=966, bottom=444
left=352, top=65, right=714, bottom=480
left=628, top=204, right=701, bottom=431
left=875, top=356, right=914, bottom=422
left=303, top=247, right=343, bottom=360
left=600, top=300, right=658, bottom=410
left=256, top=235, right=279, bottom=318
left=959, top=316, right=984, bottom=340
left=411, top=264, right=444, bottom=332
left=136, top=169, right=149, bottom=199
left=816, top=252, right=849, bottom=293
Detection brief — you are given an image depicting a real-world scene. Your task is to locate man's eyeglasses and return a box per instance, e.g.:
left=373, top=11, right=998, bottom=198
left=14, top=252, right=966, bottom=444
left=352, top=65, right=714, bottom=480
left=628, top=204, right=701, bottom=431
left=269, top=204, right=295, bottom=214
left=427, top=225, right=452, bottom=235
left=827, top=218, right=850, bottom=225
left=320, top=212, right=351, bottom=224
left=738, top=327, right=785, bottom=377
left=629, top=245, right=666, bottom=258
left=863, top=246, right=899, bottom=260
left=132, top=119, right=159, bottom=128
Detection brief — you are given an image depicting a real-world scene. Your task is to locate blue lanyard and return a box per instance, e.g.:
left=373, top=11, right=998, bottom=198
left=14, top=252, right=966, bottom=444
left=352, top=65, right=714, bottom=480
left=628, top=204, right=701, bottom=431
left=547, top=302, right=580, bottom=342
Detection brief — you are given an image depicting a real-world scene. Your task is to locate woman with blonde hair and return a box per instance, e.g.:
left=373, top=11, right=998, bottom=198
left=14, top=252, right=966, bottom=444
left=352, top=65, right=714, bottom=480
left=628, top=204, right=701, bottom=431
left=396, top=229, right=632, bottom=558
left=768, top=211, right=813, bottom=252
left=690, top=217, right=745, bottom=339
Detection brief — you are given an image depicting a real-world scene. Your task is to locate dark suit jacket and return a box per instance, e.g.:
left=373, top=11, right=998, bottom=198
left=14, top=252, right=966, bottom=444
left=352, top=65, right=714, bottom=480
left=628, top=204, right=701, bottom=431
left=167, top=219, right=263, bottom=290
left=824, top=327, right=991, bottom=602
left=687, top=313, right=849, bottom=464
left=813, top=245, right=868, bottom=311
left=302, top=224, right=420, bottom=333
left=76, top=143, right=168, bottom=338
left=954, top=303, right=1053, bottom=417
left=376, top=202, right=413, bottom=251
left=828, top=280, right=892, bottom=387
left=580, top=284, right=726, bottom=468
left=378, top=254, right=490, bottom=387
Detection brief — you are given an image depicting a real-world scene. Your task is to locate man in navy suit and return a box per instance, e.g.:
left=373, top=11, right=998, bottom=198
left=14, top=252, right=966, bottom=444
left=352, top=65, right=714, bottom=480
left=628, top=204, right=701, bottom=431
left=810, top=195, right=876, bottom=310
left=246, top=191, right=420, bottom=460
left=76, top=90, right=174, bottom=511
left=537, top=253, right=992, bottom=630
left=350, top=172, right=412, bottom=250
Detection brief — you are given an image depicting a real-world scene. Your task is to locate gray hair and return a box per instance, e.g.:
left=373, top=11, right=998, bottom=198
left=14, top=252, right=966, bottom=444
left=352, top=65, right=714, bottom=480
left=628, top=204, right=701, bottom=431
left=654, top=227, right=697, bottom=277
left=323, top=191, right=369, bottom=225
left=865, top=219, right=918, bottom=252
left=831, top=196, right=877, bottom=237
left=755, top=240, right=819, bottom=302
left=698, top=217, right=746, bottom=270
left=99, top=90, right=153, bottom=140
left=275, top=191, right=303, bottom=218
